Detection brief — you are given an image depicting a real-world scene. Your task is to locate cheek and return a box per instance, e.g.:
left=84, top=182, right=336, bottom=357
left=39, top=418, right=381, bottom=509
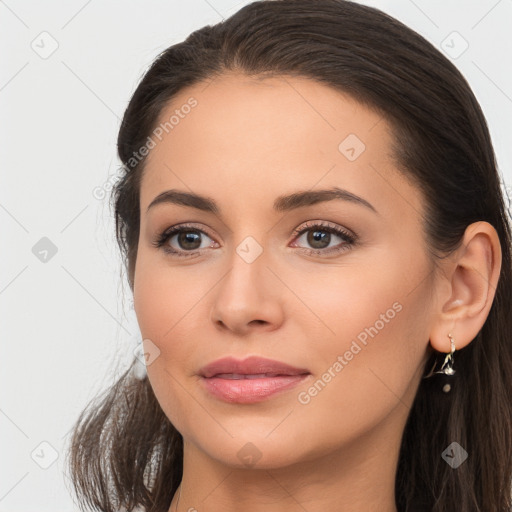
left=285, top=248, right=430, bottom=352
left=133, top=253, right=219, bottom=431
left=292, top=252, right=433, bottom=441
left=133, top=255, right=205, bottom=366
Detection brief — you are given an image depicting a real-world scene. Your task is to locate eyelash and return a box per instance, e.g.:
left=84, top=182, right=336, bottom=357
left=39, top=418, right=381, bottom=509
left=151, top=221, right=357, bottom=259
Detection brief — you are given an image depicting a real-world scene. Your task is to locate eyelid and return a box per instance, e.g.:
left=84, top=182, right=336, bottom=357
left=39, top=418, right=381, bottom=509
left=155, top=222, right=217, bottom=243
left=291, top=220, right=356, bottom=240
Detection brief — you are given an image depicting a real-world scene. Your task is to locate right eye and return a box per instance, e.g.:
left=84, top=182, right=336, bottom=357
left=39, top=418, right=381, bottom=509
left=152, top=223, right=219, bottom=258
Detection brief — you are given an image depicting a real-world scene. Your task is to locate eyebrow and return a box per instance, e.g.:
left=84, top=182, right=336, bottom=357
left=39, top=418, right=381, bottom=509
left=146, top=186, right=377, bottom=215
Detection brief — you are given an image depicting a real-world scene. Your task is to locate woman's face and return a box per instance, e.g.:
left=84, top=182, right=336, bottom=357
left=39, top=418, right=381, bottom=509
left=133, top=73, right=436, bottom=469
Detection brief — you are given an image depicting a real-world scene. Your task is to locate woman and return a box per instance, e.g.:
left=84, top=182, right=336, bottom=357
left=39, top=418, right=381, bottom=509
left=67, top=1, right=512, bottom=511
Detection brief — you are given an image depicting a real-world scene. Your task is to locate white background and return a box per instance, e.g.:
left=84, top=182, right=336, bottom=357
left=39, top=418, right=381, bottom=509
left=1, top=0, right=511, bottom=510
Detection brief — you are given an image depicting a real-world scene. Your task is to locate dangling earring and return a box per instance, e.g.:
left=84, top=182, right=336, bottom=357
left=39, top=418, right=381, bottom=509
left=423, top=333, right=456, bottom=393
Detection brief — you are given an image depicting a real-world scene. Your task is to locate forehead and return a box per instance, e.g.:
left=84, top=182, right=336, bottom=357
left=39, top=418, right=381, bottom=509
left=139, top=73, right=422, bottom=220
left=149, top=72, right=386, bottom=157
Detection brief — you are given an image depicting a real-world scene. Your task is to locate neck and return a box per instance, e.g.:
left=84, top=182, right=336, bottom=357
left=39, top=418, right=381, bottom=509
left=169, top=406, right=404, bottom=512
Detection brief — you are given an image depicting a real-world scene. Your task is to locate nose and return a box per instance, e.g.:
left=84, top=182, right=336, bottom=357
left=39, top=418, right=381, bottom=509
left=210, top=246, right=285, bottom=336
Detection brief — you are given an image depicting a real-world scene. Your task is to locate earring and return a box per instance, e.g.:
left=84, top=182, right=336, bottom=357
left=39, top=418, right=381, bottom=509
left=423, top=333, right=456, bottom=393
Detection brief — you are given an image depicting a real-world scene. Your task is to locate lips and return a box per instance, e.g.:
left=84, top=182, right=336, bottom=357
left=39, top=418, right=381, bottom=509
left=199, top=356, right=309, bottom=378
left=199, top=356, right=310, bottom=403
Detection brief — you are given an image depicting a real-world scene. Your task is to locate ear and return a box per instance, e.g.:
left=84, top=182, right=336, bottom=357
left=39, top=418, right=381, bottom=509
left=429, top=221, right=502, bottom=353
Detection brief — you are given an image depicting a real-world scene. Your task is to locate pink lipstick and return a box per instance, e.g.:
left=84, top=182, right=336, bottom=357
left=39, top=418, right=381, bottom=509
left=199, top=356, right=310, bottom=404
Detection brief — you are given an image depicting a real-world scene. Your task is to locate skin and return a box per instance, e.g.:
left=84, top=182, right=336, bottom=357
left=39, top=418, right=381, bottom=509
left=132, top=73, right=501, bottom=512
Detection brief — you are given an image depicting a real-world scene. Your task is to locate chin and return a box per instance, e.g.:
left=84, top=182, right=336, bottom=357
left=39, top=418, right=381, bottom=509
left=190, top=424, right=330, bottom=471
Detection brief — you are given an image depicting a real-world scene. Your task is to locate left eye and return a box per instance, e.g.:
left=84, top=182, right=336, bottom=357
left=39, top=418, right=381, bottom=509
left=291, top=223, right=356, bottom=253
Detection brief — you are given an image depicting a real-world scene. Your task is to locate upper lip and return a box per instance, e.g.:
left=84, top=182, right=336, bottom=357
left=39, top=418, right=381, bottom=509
left=199, top=356, right=310, bottom=378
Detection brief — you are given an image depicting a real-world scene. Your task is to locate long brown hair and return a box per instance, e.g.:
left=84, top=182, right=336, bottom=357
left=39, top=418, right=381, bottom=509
left=66, top=1, right=512, bottom=510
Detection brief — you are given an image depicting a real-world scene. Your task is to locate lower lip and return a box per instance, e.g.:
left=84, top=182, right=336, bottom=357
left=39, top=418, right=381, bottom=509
left=201, top=374, right=309, bottom=403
